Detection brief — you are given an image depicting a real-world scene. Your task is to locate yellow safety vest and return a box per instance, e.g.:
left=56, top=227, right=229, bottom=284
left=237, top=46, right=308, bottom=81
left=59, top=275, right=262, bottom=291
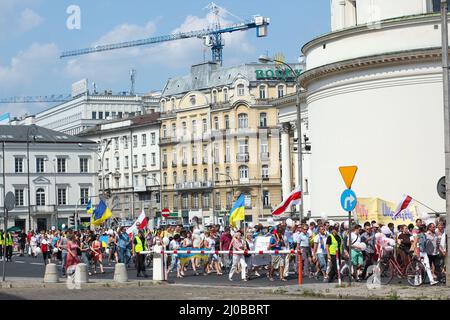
left=6, top=234, right=13, bottom=246
left=134, top=236, right=147, bottom=253
left=0, top=234, right=4, bottom=246
left=328, top=234, right=341, bottom=256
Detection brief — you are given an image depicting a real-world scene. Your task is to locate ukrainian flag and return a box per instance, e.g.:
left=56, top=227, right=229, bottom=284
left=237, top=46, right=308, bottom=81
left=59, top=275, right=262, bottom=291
left=228, top=194, right=245, bottom=228
left=91, top=199, right=112, bottom=226
left=86, top=198, right=93, bottom=215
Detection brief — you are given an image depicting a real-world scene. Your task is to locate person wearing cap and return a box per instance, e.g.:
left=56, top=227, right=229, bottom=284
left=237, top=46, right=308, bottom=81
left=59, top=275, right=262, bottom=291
left=326, top=226, right=343, bottom=283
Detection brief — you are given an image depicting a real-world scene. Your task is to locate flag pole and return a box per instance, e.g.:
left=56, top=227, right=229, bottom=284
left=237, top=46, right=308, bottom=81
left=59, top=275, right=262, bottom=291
left=409, top=196, right=440, bottom=214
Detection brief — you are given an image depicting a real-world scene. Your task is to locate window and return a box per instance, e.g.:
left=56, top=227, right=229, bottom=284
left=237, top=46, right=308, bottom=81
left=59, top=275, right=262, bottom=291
left=80, top=158, right=88, bottom=173
left=142, top=134, right=147, bottom=146
left=142, top=154, right=147, bottom=167
left=226, top=192, right=232, bottom=209
left=262, top=165, right=269, bottom=180
left=105, top=158, right=109, bottom=171
left=151, top=133, right=156, bottom=145
left=193, top=169, right=198, bottom=182
left=239, top=165, right=249, bottom=181
left=58, top=188, right=67, bottom=205
left=238, top=113, right=248, bottom=129
left=182, top=147, right=187, bottom=164
left=163, top=172, right=168, bottom=185
left=123, top=136, right=128, bottom=149
left=225, top=143, right=230, bottom=162
left=244, top=193, right=252, bottom=208
left=92, top=111, right=97, bottom=119
left=162, top=125, right=167, bottom=138
left=80, top=188, right=89, bottom=205
left=203, top=193, right=210, bottom=208
left=173, top=172, right=177, bottom=184
left=215, top=192, right=221, bottom=209
left=263, top=190, right=270, bottom=207
left=214, top=117, right=219, bottom=130
left=203, top=168, right=208, bottom=182
left=161, top=100, right=166, bottom=112
left=237, top=84, right=245, bottom=96
left=259, top=112, right=267, bottom=127
left=133, top=155, right=138, bottom=168
left=277, top=85, right=284, bottom=98
left=202, top=119, right=207, bottom=133
left=115, top=156, right=120, bottom=169
left=57, top=158, right=66, bottom=173
left=133, top=135, right=138, bottom=148
left=114, top=137, right=119, bottom=150
left=182, top=122, right=187, bottom=136
left=183, top=170, right=187, bottom=183
left=192, top=120, right=197, bottom=135
left=15, top=157, right=23, bottom=173
left=99, top=111, right=103, bottom=119
left=259, top=85, right=266, bottom=99
left=15, top=189, right=24, bottom=206
left=238, top=139, right=249, bottom=155
left=192, top=146, right=197, bottom=164
left=151, top=153, right=156, bottom=166
left=223, top=88, right=229, bottom=102
left=36, top=158, right=45, bottom=173
left=215, top=168, right=219, bottom=182
left=118, top=112, right=123, bottom=118
left=36, top=188, right=45, bottom=206
left=163, top=195, right=168, bottom=208
left=193, top=193, right=199, bottom=209
left=105, top=112, right=110, bottom=119
left=124, top=156, right=129, bottom=169
left=182, top=194, right=189, bottom=209
left=224, top=115, right=229, bottom=129
left=172, top=123, right=176, bottom=137
left=260, top=140, right=269, bottom=154
left=202, top=145, right=208, bottom=163
left=173, top=195, right=179, bottom=209
left=225, top=166, right=231, bottom=180
left=189, top=95, right=196, bottom=106
left=172, top=149, right=177, bottom=165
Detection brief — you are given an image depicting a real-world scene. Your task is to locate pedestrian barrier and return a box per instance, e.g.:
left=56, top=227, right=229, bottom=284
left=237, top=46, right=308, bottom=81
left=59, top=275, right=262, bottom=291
left=113, top=263, right=128, bottom=283
left=140, top=249, right=303, bottom=284
left=74, top=263, right=89, bottom=284
left=43, top=263, right=59, bottom=283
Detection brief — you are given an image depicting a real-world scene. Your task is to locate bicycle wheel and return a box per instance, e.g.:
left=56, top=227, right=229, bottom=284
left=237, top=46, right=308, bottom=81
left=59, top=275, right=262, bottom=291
left=377, top=260, right=394, bottom=285
left=406, top=259, right=425, bottom=286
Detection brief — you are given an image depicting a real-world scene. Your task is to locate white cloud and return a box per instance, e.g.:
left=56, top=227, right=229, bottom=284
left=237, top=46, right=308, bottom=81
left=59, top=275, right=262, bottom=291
left=64, top=7, right=256, bottom=84
left=18, top=8, right=44, bottom=32
left=0, top=42, right=59, bottom=91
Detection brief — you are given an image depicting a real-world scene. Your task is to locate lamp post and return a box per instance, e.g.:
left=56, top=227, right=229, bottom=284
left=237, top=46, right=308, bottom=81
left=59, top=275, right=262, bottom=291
left=26, top=125, right=38, bottom=232
left=258, top=55, right=304, bottom=220
left=44, top=158, right=57, bottom=228
left=440, top=0, right=450, bottom=287
left=218, top=172, right=234, bottom=227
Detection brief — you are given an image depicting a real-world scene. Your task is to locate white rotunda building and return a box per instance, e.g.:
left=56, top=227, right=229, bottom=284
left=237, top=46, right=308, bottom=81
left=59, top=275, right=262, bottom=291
left=301, top=0, right=447, bottom=217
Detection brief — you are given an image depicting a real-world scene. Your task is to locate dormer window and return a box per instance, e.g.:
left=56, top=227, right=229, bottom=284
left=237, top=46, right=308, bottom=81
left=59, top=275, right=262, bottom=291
left=190, top=95, right=196, bottom=106
left=237, top=84, right=245, bottom=96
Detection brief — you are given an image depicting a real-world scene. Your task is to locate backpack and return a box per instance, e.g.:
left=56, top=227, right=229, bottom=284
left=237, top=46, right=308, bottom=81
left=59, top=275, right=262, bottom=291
left=418, top=234, right=426, bottom=253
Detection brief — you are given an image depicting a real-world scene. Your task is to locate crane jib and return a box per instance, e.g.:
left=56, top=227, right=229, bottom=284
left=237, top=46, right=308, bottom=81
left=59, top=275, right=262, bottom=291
left=60, top=18, right=269, bottom=60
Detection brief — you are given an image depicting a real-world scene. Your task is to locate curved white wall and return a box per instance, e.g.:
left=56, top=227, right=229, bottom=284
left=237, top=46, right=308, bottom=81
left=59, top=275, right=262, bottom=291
left=307, top=62, right=445, bottom=217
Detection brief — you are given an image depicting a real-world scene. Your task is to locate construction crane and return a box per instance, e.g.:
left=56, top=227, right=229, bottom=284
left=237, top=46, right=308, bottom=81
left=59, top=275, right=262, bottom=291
left=0, top=94, right=72, bottom=104
left=60, top=3, right=269, bottom=66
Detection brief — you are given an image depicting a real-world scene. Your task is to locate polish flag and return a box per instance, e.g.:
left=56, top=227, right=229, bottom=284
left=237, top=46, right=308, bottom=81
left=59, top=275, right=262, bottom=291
left=394, top=195, right=414, bottom=217
left=126, top=210, right=148, bottom=238
left=272, top=186, right=302, bottom=216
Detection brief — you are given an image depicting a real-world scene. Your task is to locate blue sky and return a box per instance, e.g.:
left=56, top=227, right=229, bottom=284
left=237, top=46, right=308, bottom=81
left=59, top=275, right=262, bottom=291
left=0, top=0, right=330, bottom=117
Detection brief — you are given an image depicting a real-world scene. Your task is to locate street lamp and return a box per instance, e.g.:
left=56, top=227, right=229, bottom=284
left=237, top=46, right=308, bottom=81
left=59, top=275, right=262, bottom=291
left=44, top=158, right=57, bottom=228
left=218, top=172, right=234, bottom=227
left=26, top=125, right=38, bottom=231
left=258, top=55, right=304, bottom=220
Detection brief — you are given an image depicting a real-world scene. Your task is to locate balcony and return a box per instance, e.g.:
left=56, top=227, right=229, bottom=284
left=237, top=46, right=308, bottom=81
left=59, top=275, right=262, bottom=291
left=160, top=110, right=176, bottom=119
left=261, top=152, right=270, bottom=161
left=236, top=153, right=249, bottom=162
left=211, top=102, right=231, bottom=110
left=174, top=181, right=213, bottom=190
left=172, top=161, right=177, bottom=168
left=160, top=136, right=178, bottom=145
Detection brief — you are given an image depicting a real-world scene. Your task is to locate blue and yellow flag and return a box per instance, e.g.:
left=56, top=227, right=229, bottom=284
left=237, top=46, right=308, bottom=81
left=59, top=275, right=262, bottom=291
left=228, top=194, right=245, bottom=228
left=91, top=199, right=112, bottom=226
left=86, top=198, right=93, bottom=215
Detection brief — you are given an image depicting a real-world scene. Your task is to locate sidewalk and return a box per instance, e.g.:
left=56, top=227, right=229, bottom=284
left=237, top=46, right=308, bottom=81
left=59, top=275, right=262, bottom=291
left=276, top=283, right=450, bottom=300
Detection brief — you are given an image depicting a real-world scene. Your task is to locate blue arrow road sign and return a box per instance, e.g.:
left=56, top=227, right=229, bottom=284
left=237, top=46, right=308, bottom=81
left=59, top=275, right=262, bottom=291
left=340, top=189, right=357, bottom=212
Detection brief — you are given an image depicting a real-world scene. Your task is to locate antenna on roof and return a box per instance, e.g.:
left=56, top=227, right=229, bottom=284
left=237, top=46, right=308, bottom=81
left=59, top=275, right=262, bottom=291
left=130, top=69, right=136, bottom=95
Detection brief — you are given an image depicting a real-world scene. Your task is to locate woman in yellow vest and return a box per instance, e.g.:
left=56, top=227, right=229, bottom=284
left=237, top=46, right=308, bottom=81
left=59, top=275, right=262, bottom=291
left=133, top=230, right=148, bottom=277
left=326, top=226, right=343, bottom=283
left=0, top=231, right=4, bottom=261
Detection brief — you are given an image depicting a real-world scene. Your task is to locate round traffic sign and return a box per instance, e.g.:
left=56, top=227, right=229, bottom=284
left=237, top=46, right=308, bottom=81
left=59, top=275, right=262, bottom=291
left=162, top=208, right=170, bottom=218
left=340, top=189, right=357, bottom=212
left=4, top=192, right=15, bottom=211
left=437, top=176, right=446, bottom=200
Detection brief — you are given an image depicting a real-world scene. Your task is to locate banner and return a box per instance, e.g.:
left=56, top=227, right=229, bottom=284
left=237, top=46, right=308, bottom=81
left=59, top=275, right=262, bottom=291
left=355, top=197, right=419, bottom=226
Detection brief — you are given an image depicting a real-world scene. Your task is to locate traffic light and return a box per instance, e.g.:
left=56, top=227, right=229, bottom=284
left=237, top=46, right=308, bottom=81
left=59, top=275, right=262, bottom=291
left=68, top=213, right=75, bottom=228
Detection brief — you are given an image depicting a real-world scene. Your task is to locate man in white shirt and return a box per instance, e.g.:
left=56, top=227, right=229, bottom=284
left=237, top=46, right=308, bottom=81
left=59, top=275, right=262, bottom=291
left=312, top=226, right=328, bottom=281
left=350, top=224, right=364, bottom=280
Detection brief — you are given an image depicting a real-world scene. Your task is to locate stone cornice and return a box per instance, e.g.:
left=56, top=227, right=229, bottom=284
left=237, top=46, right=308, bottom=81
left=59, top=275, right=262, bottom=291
left=299, top=47, right=443, bottom=88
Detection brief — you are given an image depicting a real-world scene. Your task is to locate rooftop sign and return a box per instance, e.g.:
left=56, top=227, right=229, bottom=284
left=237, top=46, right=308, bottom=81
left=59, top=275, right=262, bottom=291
left=255, top=68, right=302, bottom=80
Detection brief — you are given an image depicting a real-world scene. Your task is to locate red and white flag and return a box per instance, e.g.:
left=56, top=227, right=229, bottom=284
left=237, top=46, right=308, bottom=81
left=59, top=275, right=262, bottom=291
left=272, top=186, right=302, bottom=216
left=394, top=195, right=413, bottom=217
left=126, top=209, right=148, bottom=238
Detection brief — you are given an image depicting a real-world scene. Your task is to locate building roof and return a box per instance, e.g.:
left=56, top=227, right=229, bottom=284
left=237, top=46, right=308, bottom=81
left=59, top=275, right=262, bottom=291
left=162, top=62, right=304, bottom=97
left=0, top=125, right=96, bottom=144
left=79, top=111, right=160, bottom=136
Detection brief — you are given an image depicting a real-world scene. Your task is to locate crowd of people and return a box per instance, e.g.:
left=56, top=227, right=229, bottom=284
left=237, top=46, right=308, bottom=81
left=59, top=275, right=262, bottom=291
left=0, top=216, right=447, bottom=286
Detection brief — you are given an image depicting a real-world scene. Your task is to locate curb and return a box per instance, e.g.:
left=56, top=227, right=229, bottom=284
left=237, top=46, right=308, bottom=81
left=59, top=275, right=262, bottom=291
left=0, top=279, right=167, bottom=289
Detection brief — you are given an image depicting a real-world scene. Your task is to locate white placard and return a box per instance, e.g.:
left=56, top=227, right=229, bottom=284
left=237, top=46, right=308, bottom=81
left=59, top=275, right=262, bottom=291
left=71, top=79, right=88, bottom=97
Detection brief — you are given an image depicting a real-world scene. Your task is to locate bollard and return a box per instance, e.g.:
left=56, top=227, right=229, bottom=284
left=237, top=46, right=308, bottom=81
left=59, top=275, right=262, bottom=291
left=43, top=263, right=59, bottom=283
left=297, top=250, right=303, bottom=285
left=114, top=263, right=128, bottom=283
left=74, top=263, right=89, bottom=284
left=152, top=245, right=165, bottom=281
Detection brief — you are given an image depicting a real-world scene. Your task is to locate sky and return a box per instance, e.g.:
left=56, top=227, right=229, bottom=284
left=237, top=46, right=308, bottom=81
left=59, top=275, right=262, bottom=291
left=0, top=0, right=331, bottom=118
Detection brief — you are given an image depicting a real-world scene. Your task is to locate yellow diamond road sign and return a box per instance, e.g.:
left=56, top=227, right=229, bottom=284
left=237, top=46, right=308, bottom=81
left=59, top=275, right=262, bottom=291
left=339, top=166, right=358, bottom=189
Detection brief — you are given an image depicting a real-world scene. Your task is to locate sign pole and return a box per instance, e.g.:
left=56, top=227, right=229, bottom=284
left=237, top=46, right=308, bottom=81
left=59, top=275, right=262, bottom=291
left=347, top=209, right=351, bottom=286
left=2, top=209, right=7, bottom=282
left=2, top=141, right=6, bottom=282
